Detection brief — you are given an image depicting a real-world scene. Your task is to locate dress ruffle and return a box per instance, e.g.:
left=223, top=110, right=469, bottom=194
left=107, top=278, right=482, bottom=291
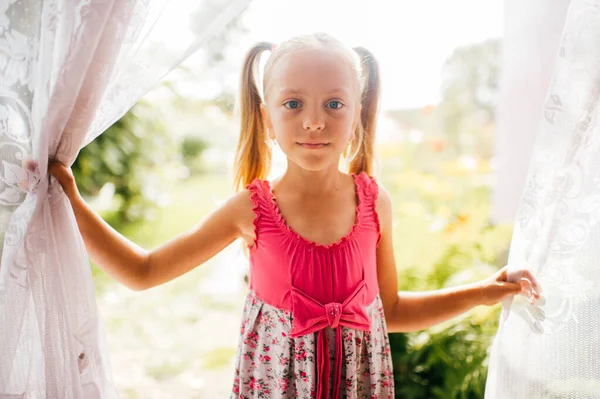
left=245, top=171, right=381, bottom=250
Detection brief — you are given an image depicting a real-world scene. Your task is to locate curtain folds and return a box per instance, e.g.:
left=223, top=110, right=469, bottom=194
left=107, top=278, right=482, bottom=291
left=0, top=1, right=250, bottom=397
left=486, top=0, right=600, bottom=397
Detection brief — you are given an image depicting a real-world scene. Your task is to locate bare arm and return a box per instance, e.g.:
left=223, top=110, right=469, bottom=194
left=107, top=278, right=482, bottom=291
left=49, top=161, right=255, bottom=291
left=375, top=184, right=540, bottom=333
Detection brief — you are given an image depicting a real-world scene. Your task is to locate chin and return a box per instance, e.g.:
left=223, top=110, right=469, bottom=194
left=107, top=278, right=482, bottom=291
left=292, top=156, right=339, bottom=172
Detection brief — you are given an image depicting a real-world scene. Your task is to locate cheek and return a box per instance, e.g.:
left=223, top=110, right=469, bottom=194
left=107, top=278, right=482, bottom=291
left=270, top=115, right=297, bottom=144
left=331, top=112, right=357, bottom=137
left=271, top=113, right=294, bottom=132
left=273, top=112, right=294, bottom=126
left=266, top=105, right=288, bottom=124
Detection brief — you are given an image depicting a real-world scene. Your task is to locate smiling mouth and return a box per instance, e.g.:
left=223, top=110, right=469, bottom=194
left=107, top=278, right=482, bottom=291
left=297, top=143, right=329, bottom=149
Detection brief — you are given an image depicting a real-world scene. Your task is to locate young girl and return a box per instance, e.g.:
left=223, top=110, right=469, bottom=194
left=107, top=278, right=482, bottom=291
left=49, top=33, right=540, bottom=399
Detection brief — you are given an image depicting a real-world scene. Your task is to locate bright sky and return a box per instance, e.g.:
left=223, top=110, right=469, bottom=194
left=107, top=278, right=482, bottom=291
left=153, top=0, right=504, bottom=110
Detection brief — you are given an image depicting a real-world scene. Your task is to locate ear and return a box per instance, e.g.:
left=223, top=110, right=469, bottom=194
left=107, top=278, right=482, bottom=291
left=260, top=103, right=274, bottom=139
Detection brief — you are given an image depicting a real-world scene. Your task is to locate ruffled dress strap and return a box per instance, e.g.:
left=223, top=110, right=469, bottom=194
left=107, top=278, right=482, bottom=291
left=351, top=171, right=382, bottom=246
left=245, top=178, right=281, bottom=249
left=245, top=178, right=270, bottom=216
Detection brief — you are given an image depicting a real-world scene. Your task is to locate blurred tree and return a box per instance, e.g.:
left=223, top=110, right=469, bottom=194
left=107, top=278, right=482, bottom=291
left=389, top=242, right=505, bottom=399
left=180, top=134, right=209, bottom=174
left=190, top=2, right=249, bottom=114
left=191, top=3, right=249, bottom=67
left=72, top=6, right=249, bottom=225
left=390, top=307, right=498, bottom=399
left=71, top=100, right=177, bottom=225
left=437, top=39, right=501, bottom=158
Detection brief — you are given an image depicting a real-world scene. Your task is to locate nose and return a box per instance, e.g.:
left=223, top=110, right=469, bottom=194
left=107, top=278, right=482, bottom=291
left=302, top=108, right=325, bottom=132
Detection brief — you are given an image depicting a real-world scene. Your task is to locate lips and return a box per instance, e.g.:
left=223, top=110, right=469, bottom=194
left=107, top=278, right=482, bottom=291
left=297, top=143, right=328, bottom=149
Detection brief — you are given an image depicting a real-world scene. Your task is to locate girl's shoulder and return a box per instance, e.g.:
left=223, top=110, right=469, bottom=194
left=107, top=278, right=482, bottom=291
left=221, top=188, right=260, bottom=246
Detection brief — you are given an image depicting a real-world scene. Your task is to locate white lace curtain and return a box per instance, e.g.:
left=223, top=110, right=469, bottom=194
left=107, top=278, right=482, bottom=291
left=0, top=0, right=249, bottom=397
left=486, top=0, right=600, bottom=397
left=490, top=0, right=570, bottom=223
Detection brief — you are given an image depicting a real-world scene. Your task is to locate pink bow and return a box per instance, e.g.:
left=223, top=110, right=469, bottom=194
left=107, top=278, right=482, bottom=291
left=289, top=281, right=371, bottom=399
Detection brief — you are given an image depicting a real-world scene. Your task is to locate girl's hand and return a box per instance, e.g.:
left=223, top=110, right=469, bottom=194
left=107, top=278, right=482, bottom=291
left=477, top=265, right=542, bottom=307
left=48, top=160, right=80, bottom=200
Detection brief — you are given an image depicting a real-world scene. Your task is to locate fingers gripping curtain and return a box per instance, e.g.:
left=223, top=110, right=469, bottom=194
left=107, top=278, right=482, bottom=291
left=485, top=0, right=600, bottom=397
left=0, top=0, right=250, bottom=397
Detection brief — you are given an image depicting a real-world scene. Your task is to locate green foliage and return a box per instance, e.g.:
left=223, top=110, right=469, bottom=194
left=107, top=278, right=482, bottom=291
left=438, top=39, right=501, bottom=157
left=387, top=235, right=505, bottom=399
left=388, top=39, right=501, bottom=160
left=378, top=40, right=506, bottom=398
left=180, top=135, right=209, bottom=175
left=376, top=138, right=512, bottom=398
left=72, top=6, right=248, bottom=227
left=72, top=101, right=177, bottom=225
left=390, top=305, right=500, bottom=399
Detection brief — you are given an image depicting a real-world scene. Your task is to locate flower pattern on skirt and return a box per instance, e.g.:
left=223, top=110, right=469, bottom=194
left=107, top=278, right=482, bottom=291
left=230, top=291, right=394, bottom=398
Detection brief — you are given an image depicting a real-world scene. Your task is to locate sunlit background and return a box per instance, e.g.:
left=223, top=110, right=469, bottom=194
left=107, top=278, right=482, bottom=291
left=78, top=0, right=514, bottom=397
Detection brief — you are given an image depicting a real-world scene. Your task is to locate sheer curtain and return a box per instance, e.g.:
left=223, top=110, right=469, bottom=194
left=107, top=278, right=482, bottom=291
left=486, top=0, right=600, bottom=397
left=0, top=0, right=250, bottom=397
left=490, top=0, right=570, bottom=223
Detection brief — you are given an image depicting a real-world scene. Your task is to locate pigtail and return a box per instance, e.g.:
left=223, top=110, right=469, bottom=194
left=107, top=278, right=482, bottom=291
left=349, top=47, right=381, bottom=176
left=234, top=42, right=273, bottom=192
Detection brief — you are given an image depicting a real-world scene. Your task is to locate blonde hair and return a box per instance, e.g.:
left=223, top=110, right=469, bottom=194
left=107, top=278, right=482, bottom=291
left=233, top=33, right=381, bottom=191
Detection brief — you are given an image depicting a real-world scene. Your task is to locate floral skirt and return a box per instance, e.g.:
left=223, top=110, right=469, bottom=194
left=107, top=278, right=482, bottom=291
left=230, top=290, right=394, bottom=398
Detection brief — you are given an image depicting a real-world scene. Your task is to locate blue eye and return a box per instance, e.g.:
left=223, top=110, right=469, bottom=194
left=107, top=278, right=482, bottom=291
left=284, top=100, right=301, bottom=109
left=327, top=100, right=344, bottom=109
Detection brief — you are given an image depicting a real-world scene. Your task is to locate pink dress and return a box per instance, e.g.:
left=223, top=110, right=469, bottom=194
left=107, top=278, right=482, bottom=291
left=231, top=172, right=394, bottom=399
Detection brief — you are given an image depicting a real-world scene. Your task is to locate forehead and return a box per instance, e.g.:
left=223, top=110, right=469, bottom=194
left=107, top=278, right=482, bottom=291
left=267, top=48, right=358, bottom=97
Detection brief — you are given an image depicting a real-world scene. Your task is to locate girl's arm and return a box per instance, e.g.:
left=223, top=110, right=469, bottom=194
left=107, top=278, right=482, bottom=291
left=49, top=161, right=255, bottom=291
left=375, top=184, right=540, bottom=333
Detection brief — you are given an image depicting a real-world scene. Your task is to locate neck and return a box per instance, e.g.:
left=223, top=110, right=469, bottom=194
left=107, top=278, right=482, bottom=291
left=277, top=163, right=345, bottom=197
